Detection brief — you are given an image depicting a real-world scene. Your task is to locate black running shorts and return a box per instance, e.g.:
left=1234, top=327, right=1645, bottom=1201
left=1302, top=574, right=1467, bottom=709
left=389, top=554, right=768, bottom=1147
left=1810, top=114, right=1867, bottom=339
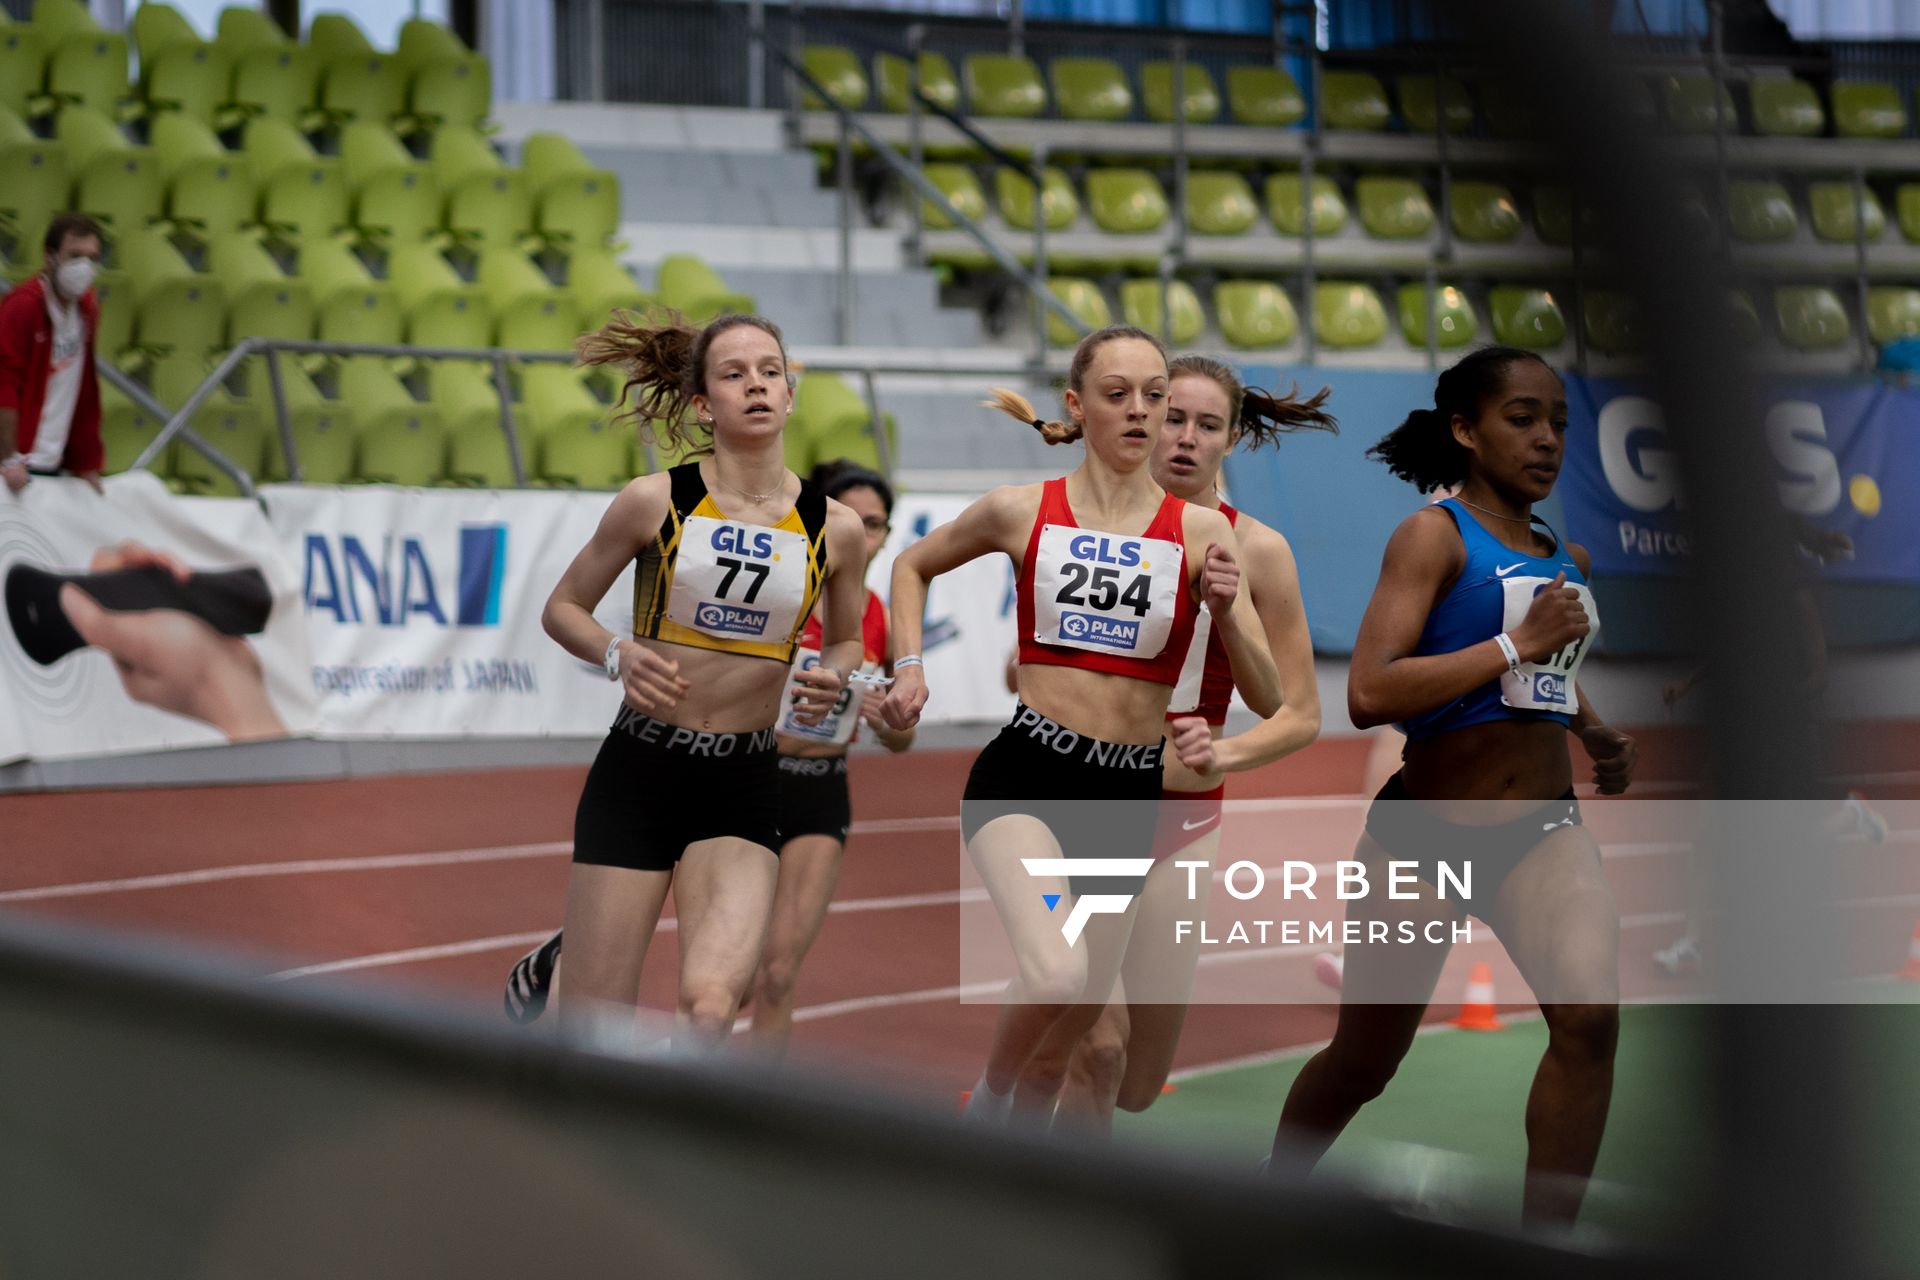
left=573, top=707, right=780, bottom=872
left=776, top=754, right=852, bottom=844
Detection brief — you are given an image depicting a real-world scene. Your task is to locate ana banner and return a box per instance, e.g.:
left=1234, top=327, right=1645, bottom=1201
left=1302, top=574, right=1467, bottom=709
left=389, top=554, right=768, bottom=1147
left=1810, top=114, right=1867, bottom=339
left=263, top=484, right=637, bottom=739
left=0, top=472, right=316, bottom=763
left=1560, top=378, right=1920, bottom=582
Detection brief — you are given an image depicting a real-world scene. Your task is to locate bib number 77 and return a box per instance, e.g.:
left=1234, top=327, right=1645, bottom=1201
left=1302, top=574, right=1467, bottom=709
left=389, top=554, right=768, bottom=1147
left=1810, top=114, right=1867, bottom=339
left=715, top=556, right=769, bottom=604
left=1055, top=564, right=1153, bottom=616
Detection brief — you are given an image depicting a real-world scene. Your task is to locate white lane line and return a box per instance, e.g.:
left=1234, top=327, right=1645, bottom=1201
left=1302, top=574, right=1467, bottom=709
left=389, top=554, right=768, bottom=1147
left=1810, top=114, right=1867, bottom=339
left=0, top=842, right=574, bottom=904
left=266, top=931, right=564, bottom=981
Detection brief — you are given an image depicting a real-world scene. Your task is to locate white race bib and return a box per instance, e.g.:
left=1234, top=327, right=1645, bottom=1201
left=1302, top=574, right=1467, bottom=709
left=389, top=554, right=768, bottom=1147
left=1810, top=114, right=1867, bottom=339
left=777, top=647, right=876, bottom=744
left=666, top=514, right=809, bottom=645
left=1497, top=576, right=1597, bottom=713
left=1167, top=605, right=1213, bottom=714
left=1031, top=524, right=1182, bottom=660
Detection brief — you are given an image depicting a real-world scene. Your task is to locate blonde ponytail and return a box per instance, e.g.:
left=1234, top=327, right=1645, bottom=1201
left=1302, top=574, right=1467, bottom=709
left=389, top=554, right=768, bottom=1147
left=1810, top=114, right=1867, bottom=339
left=983, top=387, right=1082, bottom=445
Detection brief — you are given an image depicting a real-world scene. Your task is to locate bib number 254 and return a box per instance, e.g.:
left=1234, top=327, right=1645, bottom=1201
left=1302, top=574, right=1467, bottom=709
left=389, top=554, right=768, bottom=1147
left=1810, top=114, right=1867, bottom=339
left=1055, top=564, right=1151, bottom=615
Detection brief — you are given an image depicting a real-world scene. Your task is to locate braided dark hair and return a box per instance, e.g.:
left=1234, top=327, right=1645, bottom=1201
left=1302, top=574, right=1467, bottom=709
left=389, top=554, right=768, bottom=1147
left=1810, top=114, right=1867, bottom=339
left=1367, top=346, right=1554, bottom=492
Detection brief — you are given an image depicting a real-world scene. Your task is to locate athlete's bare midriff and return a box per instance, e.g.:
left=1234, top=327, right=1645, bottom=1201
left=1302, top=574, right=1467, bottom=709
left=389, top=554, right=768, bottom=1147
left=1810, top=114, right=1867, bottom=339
left=630, top=635, right=792, bottom=733
left=1399, top=718, right=1575, bottom=819
left=1016, top=660, right=1171, bottom=745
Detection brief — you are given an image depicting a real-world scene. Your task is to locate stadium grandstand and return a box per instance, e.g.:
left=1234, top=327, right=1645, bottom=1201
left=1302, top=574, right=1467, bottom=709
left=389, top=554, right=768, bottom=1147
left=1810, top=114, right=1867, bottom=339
left=0, top=0, right=1917, bottom=1276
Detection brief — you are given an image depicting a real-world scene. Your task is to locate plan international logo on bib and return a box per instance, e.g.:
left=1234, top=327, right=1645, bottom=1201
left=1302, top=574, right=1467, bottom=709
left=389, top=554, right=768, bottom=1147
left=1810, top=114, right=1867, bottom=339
left=1059, top=611, right=1140, bottom=649
left=1532, top=671, right=1568, bottom=704
left=696, top=602, right=769, bottom=635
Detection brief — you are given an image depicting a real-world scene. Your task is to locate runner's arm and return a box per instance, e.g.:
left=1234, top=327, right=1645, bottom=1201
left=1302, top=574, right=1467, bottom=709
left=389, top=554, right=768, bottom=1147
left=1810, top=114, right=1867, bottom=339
left=1213, top=521, right=1320, bottom=772
left=1190, top=505, right=1281, bottom=719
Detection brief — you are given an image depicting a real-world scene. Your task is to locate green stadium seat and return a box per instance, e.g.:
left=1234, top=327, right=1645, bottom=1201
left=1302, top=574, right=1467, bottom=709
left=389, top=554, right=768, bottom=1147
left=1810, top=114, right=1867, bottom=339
left=0, top=24, right=45, bottom=119
left=1808, top=182, right=1885, bottom=243
left=1532, top=185, right=1586, bottom=247
left=1584, top=290, right=1642, bottom=354
left=426, top=358, right=501, bottom=435
left=152, top=45, right=234, bottom=126
left=1397, top=282, right=1477, bottom=349
left=386, top=244, right=492, bottom=348
left=1750, top=77, right=1824, bottom=137
left=244, top=118, right=349, bottom=239
left=146, top=349, right=217, bottom=411
left=1831, top=82, right=1906, bottom=139
left=1141, top=62, right=1219, bottom=124
left=341, top=120, right=441, bottom=243
left=1480, top=80, right=1531, bottom=138
left=1726, top=289, right=1762, bottom=347
left=33, top=0, right=100, bottom=40
left=1489, top=285, right=1567, bottom=350
left=0, top=107, right=68, bottom=263
left=320, top=53, right=406, bottom=130
left=538, top=419, right=632, bottom=490
left=340, top=357, right=446, bottom=484
left=99, top=379, right=166, bottom=475
left=1085, top=168, right=1168, bottom=235
left=1264, top=172, right=1346, bottom=236
left=654, top=253, right=755, bottom=323
left=1321, top=71, right=1390, bottom=131
left=216, top=6, right=289, bottom=52
left=444, top=421, right=519, bottom=488
left=801, top=45, right=867, bottom=111
left=482, top=254, right=579, bottom=351
left=1868, top=287, right=1920, bottom=345
left=1051, top=57, right=1132, bottom=122
left=996, top=166, right=1078, bottom=231
left=1775, top=286, right=1851, bottom=350
left=1186, top=171, right=1257, bottom=236
left=1661, top=75, right=1737, bottom=133
left=120, top=224, right=227, bottom=356
left=1398, top=75, right=1472, bottom=134
left=1226, top=65, right=1304, bottom=127
left=45, top=29, right=131, bottom=117
left=295, top=234, right=405, bottom=345
left=964, top=54, right=1046, bottom=119
left=1450, top=180, right=1521, bottom=243
left=1356, top=176, right=1433, bottom=240
left=395, top=16, right=472, bottom=68
left=521, top=133, right=619, bottom=248
left=920, top=163, right=987, bottom=230
left=1313, top=282, right=1386, bottom=348
left=1901, top=185, right=1920, bottom=243
left=1214, top=280, right=1297, bottom=349
left=262, top=369, right=358, bottom=485
left=875, top=51, right=960, bottom=113
left=1119, top=278, right=1203, bottom=345
left=149, top=113, right=255, bottom=237
left=518, top=363, right=603, bottom=439
left=1676, top=183, right=1717, bottom=246
left=91, top=267, right=134, bottom=358
left=1045, top=277, right=1111, bottom=346
left=433, top=130, right=531, bottom=248
left=790, top=373, right=884, bottom=474
left=209, top=231, right=313, bottom=343
left=565, top=242, right=653, bottom=322
left=171, top=401, right=267, bottom=496
left=1727, top=180, right=1798, bottom=243
left=307, top=12, right=377, bottom=62
left=59, top=108, right=166, bottom=239
left=226, top=41, right=319, bottom=127
left=408, top=55, right=490, bottom=134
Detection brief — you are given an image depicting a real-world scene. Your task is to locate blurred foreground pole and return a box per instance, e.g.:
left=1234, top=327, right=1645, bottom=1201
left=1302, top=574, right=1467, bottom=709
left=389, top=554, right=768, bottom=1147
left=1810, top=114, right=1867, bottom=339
left=1461, top=5, right=1857, bottom=1276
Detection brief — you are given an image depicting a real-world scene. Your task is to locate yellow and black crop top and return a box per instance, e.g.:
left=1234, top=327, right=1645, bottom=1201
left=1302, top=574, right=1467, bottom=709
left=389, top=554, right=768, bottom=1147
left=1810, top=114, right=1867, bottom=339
left=632, top=462, right=830, bottom=663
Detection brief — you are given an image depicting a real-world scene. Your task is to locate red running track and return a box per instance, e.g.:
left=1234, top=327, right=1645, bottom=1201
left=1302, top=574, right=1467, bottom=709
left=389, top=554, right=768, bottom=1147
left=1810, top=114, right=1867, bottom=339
left=2, top=723, right=1915, bottom=1105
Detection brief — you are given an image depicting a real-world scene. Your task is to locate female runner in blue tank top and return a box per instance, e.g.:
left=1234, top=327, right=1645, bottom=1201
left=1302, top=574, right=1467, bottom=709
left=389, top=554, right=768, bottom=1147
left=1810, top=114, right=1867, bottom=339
left=1270, top=347, right=1638, bottom=1228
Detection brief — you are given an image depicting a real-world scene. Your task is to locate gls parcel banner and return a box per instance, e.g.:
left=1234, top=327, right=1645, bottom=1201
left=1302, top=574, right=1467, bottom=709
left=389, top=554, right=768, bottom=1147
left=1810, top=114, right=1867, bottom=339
left=1560, top=377, right=1920, bottom=581
left=264, top=485, right=636, bottom=738
left=0, top=473, right=316, bottom=763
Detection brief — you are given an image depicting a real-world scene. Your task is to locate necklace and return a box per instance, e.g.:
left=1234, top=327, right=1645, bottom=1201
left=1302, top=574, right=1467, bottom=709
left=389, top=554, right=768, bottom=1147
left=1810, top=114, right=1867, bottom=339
left=1454, top=496, right=1532, bottom=524
left=717, top=471, right=782, bottom=506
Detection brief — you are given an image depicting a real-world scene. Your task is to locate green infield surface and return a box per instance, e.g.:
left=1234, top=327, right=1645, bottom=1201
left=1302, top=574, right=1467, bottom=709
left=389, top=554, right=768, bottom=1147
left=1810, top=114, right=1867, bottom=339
left=1116, top=995, right=1920, bottom=1261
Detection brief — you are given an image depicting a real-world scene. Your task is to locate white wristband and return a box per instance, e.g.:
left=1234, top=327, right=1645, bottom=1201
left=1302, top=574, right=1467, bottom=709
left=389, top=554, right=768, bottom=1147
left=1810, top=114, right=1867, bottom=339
left=1494, top=632, right=1522, bottom=677
left=603, top=635, right=623, bottom=681
left=892, top=654, right=923, bottom=670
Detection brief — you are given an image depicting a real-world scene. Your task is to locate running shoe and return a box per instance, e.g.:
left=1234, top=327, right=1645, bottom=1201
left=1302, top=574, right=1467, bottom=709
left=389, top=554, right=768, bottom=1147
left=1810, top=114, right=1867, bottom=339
left=1846, top=790, right=1889, bottom=845
left=504, top=929, right=564, bottom=1024
left=1312, top=951, right=1344, bottom=991
left=1653, top=935, right=1700, bottom=977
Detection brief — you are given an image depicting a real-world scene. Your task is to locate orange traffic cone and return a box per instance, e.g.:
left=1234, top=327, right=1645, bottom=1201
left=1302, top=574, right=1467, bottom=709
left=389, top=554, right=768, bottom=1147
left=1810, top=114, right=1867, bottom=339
left=1449, top=961, right=1505, bottom=1031
left=1900, top=922, right=1920, bottom=983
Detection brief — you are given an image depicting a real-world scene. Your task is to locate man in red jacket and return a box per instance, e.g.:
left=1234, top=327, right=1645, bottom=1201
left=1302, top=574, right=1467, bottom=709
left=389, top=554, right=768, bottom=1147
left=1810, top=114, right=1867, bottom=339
left=1, top=212, right=106, bottom=495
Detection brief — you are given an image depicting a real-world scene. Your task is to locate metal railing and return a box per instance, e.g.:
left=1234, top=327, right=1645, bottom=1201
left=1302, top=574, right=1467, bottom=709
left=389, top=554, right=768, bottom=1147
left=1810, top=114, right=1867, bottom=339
left=117, top=336, right=1073, bottom=493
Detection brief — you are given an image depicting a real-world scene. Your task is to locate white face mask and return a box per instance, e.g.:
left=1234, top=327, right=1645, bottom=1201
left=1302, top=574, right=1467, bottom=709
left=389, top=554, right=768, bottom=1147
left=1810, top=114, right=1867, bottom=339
left=54, top=256, right=98, bottom=299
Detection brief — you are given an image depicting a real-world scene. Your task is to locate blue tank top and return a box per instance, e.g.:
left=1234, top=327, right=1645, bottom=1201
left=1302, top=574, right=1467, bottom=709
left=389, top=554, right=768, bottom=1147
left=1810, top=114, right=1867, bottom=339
left=1401, top=499, right=1598, bottom=742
